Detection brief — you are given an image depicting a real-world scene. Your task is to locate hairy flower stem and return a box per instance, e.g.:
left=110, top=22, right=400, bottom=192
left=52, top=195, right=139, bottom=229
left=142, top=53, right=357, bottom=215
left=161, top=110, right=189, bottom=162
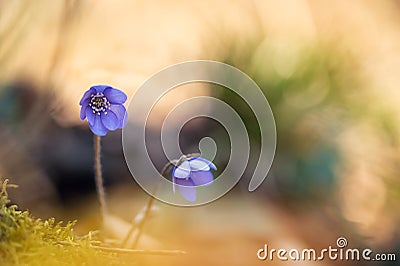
left=94, top=135, right=107, bottom=223
left=122, top=162, right=174, bottom=248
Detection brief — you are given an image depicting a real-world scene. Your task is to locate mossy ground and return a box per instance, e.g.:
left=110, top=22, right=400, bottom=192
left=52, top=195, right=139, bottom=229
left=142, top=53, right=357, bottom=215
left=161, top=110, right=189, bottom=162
left=0, top=180, right=131, bottom=266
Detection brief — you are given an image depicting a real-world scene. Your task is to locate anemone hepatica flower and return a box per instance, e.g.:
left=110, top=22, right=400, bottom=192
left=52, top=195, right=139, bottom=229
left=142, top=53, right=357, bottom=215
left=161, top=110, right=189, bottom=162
left=80, top=85, right=128, bottom=136
left=172, top=157, right=217, bottom=202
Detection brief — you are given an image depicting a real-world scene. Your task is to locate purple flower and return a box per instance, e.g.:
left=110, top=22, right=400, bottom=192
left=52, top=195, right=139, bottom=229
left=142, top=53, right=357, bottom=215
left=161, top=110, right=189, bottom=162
left=79, top=85, right=128, bottom=136
left=172, top=157, right=217, bottom=202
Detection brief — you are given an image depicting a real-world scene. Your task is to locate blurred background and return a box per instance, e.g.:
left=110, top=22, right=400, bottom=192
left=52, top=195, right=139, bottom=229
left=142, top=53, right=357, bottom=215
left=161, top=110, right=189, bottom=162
left=0, top=0, right=399, bottom=265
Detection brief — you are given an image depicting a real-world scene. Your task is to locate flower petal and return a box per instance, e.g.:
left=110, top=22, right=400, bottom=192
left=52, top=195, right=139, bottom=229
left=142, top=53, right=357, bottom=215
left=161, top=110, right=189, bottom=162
left=91, top=85, right=110, bottom=93
left=89, top=114, right=108, bottom=136
left=85, top=107, right=96, bottom=126
left=175, top=178, right=196, bottom=202
left=104, top=87, right=127, bottom=104
left=190, top=170, right=214, bottom=186
left=101, top=111, right=119, bottom=130
left=189, top=157, right=210, bottom=171
left=173, top=161, right=190, bottom=179
left=109, top=104, right=128, bottom=128
left=194, top=157, right=217, bottom=170
left=80, top=99, right=90, bottom=120
left=79, top=88, right=95, bottom=105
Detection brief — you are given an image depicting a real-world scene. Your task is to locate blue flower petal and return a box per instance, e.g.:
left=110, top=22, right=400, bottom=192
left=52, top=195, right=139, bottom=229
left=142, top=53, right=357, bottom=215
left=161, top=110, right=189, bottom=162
left=194, top=157, right=217, bottom=170
left=101, top=111, right=119, bottom=130
left=79, top=88, right=95, bottom=105
left=104, top=87, right=127, bottom=104
left=173, top=161, right=190, bottom=179
left=80, top=99, right=90, bottom=120
left=210, top=163, right=217, bottom=171
left=190, top=170, right=214, bottom=186
left=189, top=158, right=210, bottom=171
left=85, top=107, right=96, bottom=126
left=175, top=178, right=196, bottom=202
left=91, top=85, right=110, bottom=93
left=89, top=114, right=108, bottom=136
left=109, top=104, right=128, bottom=128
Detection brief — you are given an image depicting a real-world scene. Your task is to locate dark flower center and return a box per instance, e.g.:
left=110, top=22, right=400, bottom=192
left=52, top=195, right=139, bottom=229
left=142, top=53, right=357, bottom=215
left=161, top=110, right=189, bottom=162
left=89, top=93, right=111, bottom=115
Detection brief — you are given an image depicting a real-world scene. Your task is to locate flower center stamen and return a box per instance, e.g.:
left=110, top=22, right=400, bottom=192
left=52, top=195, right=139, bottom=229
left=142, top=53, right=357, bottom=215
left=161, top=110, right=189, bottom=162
left=89, top=93, right=111, bottom=115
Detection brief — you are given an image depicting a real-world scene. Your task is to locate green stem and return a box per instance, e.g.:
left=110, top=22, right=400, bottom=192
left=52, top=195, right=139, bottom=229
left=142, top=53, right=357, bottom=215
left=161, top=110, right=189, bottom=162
left=94, top=135, right=107, bottom=222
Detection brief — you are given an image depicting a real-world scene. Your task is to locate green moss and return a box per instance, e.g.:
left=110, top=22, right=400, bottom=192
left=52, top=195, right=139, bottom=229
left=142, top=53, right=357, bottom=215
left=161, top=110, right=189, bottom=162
left=0, top=180, right=129, bottom=266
